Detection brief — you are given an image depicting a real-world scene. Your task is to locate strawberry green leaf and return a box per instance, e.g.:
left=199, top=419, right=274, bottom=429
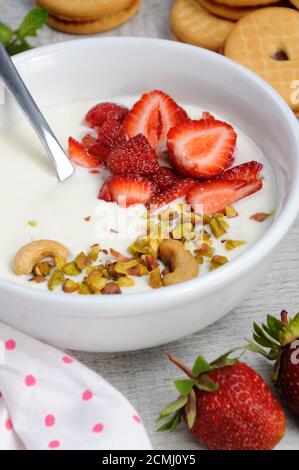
left=210, top=347, right=243, bottom=368
left=158, top=395, right=187, bottom=420
left=265, top=315, right=284, bottom=340
left=197, top=374, right=219, bottom=392
left=174, top=379, right=197, bottom=397
left=17, top=7, right=48, bottom=39
left=253, top=330, right=274, bottom=348
left=192, top=355, right=211, bottom=377
left=157, top=413, right=181, bottom=432
left=186, top=389, right=197, bottom=429
left=0, top=23, right=13, bottom=46
left=246, top=341, right=277, bottom=360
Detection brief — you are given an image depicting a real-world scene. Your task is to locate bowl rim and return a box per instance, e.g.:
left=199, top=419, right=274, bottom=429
left=1, top=36, right=299, bottom=318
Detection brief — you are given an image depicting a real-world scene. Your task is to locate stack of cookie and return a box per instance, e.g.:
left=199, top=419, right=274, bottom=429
left=171, top=0, right=299, bottom=114
left=38, top=0, right=141, bottom=35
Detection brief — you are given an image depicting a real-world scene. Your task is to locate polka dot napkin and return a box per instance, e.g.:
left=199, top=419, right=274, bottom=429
left=0, top=322, right=151, bottom=450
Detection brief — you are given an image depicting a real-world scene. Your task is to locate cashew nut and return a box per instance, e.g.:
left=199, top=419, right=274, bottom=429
left=13, top=240, right=69, bottom=275
left=159, top=239, right=199, bottom=286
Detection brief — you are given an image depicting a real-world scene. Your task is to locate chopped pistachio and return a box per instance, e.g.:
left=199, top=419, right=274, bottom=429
left=88, top=244, right=100, bottom=262
left=250, top=212, right=273, bottom=222
left=86, top=270, right=106, bottom=294
left=28, top=220, right=37, bottom=227
left=102, top=282, right=121, bottom=295
left=55, top=255, right=66, bottom=270
left=209, top=216, right=227, bottom=239
left=33, top=261, right=52, bottom=277
left=195, top=243, right=215, bottom=258
left=114, top=259, right=139, bottom=275
left=140, top=254, right=159, bottom=271
left=203, top=215, right=211, bottom=225
left=29, top=275, right=46, bottom=283
left=75, top=252, right=92, bottom=271
left=128, top=239, right=150, bottom=256
left=223, top=239, right=246, bottom=251
left=127, top=263, right=149, bottom=277
left=110, top=248, right=131, bottom=262
left=203, top=230, right=211, bottom=241
left=78, top=281, right=92, bottom=295
left=63, top=278, right=79, bottom=293
left=63, top=262, right=81, bottom=277
left=118, top=276, right=135, bottom=287
left=225, top=206, right=238, bottom=218
left=148, top=239, right=159, bottom=256
left=159, top=208, right=179, bottom=222
left=149, top=267, right=163, bottom=289
left=210, top=255, right=228, bottom=271
left=48, top=270, right=65, bottom=291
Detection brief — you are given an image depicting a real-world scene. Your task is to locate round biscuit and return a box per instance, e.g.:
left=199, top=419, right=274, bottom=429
left=38, top=0, right=134, bottom=20
left=225, top=7, right=299, bottom=112
left=47, top=0, right=140, bottom=34
left=171, top=0, right=234, bottom=52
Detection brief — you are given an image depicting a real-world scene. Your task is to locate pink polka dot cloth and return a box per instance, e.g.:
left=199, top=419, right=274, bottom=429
left=0, top=322, right=151, bottom=450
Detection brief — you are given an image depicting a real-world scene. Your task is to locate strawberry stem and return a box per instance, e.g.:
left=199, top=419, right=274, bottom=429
left=166, top=353, right=196, bottom=379
left=281, top=310, right=288, bottom=326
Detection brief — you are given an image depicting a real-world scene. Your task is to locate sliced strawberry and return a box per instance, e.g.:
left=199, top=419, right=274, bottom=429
left=85, top=102, right=128, bottom=128
left=68, top=137, right=100, bottom=168
left=124, top=90, right=188, bottom=152
left=82, top=120, right=127, bottom=162
left=186, top=179, right=263, bottom=214
left=149, top=167, right=179, bottom=191
left=202, top=111, right=215, bottom=121
left=146, top=178, right=197, bottom=209
left=221, top=161, right=263, bottom=182
left=98, top=175, right=157, bottom=207
left=107, top=134, right=160, bottom=176
left=167, top=119, right=237, bottom=179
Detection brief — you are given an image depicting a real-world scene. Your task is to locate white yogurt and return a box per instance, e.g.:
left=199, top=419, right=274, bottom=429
left=0, top=97, right=276, bottom=293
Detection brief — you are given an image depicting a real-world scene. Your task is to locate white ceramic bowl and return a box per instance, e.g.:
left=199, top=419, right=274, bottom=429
left=1, top=38, right=299, bottom=352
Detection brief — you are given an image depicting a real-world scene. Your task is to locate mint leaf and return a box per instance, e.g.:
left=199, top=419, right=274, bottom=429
left=174, top=379, right=196, bottom=397
left=6, top=41, right=32, bottom=56
left=17, top=7, right=48, bottom=39
left=0, top=22, right=13, bottom=46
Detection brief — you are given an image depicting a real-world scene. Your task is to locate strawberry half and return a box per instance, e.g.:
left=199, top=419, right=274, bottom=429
left=146, top=178, right=197, bottom=209
left=107, top=134, right=160, bottom=176
left=149, top=167, right=179, bottom=191
left=186, top=179, right=263, bottom=214
left=85, top=102, right=128, bottom=128
left=221, top=161, right=263, bottom=182
left=124, top=90, right=188, bottom=152
left=98, top=175, right=157, bottom=207
left=68, top=137, right=101, bottom=168
left=167, top=119, right=237, bottom=179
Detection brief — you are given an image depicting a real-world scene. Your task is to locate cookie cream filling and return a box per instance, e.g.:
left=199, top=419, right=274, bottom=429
left=0, top=96, right=276, bottom=293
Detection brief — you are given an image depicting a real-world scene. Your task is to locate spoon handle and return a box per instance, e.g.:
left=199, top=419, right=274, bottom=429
left=0, top=44, right=74, bottom=182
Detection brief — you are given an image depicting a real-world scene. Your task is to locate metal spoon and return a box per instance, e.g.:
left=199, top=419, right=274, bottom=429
left=0, top=44, right=74, bottom=182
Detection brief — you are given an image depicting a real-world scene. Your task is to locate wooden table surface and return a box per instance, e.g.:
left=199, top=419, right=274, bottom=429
left=2, top=0, right=298, bottom=450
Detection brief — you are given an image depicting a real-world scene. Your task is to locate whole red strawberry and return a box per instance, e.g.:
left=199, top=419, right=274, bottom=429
left=158, top=352, right=285, bottom=450
left=248, top=310, right=299, bottom=417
